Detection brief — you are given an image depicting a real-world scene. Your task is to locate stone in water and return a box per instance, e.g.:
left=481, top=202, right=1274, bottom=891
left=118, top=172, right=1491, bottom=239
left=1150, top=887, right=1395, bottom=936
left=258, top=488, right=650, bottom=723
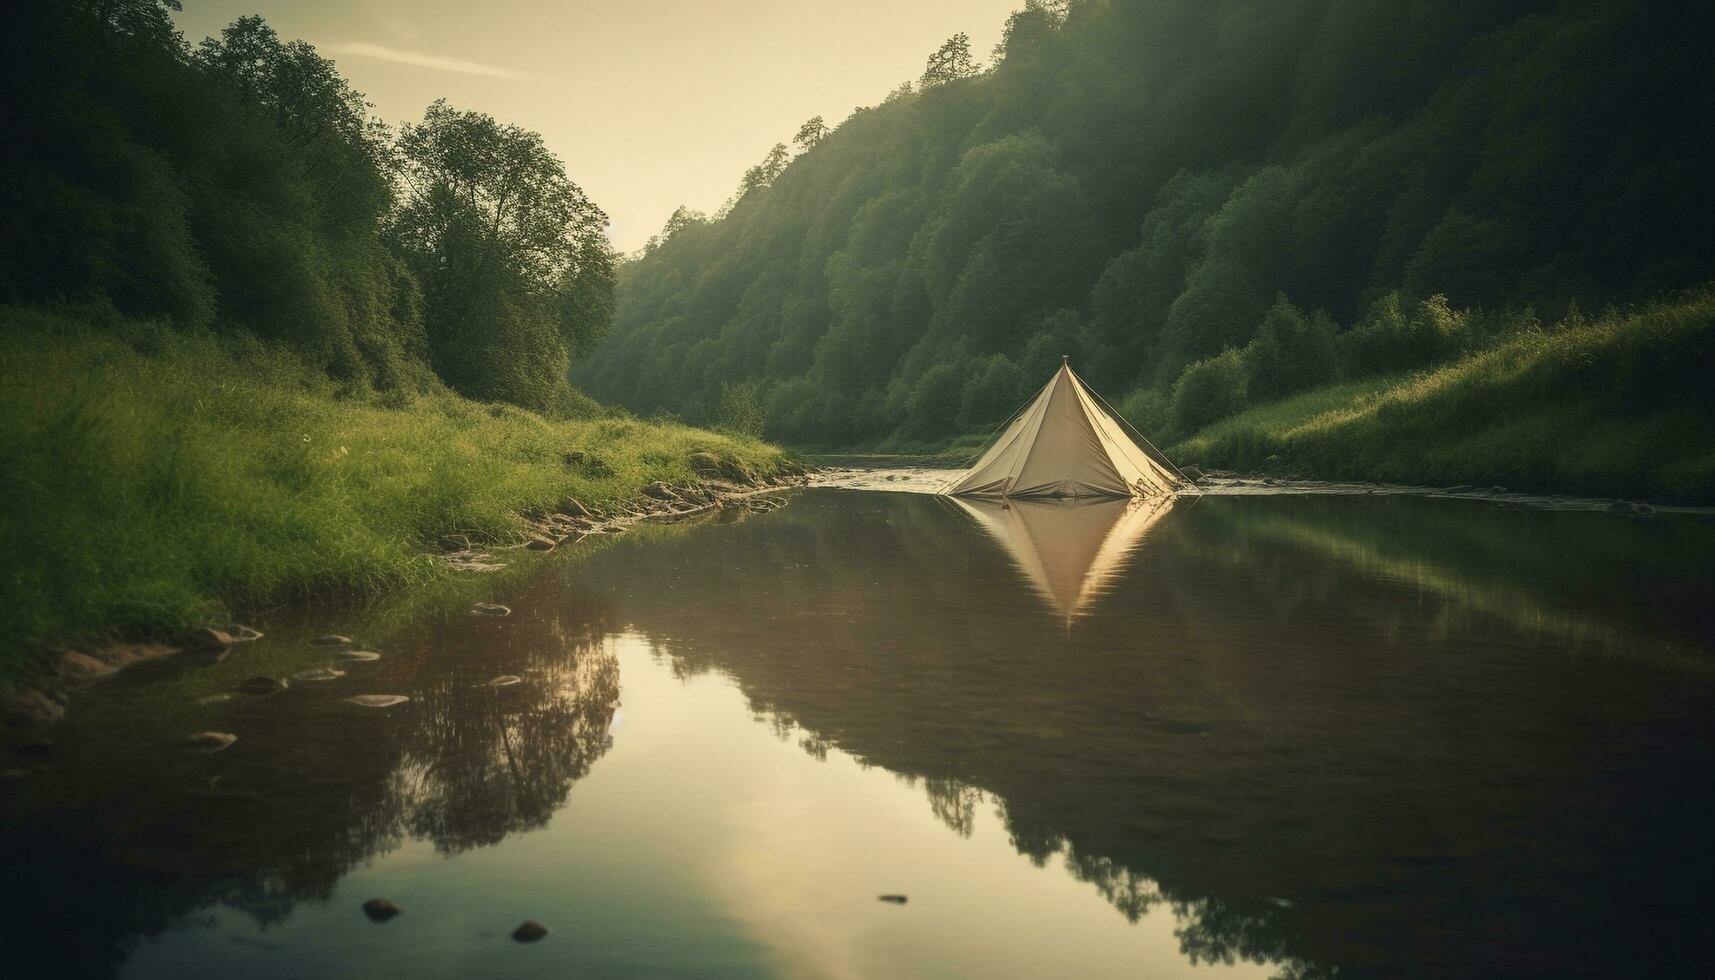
left=362, top=898, right=402, bottom=922
left=293, top=667, right=345, bottom=682
left=185, top=731, right=237, bottom=753
left=309, top=635, right=354, bottom=648
left=471, top=602, right=511, bottom=617
left=236, top=676, right=287, bottom=696
left=485, top=675, right=523, bottom=687
left=512, top=920, right=549, bottom=942
left=337, top=650, right=383, bottom=662
left=344, top=695, right=408, bottom=708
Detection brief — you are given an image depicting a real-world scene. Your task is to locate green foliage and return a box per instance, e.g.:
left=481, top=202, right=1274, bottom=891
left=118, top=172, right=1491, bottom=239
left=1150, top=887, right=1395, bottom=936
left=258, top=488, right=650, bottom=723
left=717, top=380, right=767, bottom=437
left=1169, top=348, right=1248, bottom=437
left=1339, top=293, right=1466, bottom=378
left=389, top=100, right=615, bottom=411
left=580, top=0, right=1715, bottom=448
left=0, top=308, right=788, bottom=681
left=1241, top=295, right=1340, bottom=404
left=1172, top=290, right=1715, bottom=502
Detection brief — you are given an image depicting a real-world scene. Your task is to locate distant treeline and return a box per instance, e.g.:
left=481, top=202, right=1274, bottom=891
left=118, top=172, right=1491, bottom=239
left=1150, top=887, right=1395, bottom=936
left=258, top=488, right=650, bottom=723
left=1, top=1, right=614, bottom=412
left=579, top=0, right=1715, bottom=446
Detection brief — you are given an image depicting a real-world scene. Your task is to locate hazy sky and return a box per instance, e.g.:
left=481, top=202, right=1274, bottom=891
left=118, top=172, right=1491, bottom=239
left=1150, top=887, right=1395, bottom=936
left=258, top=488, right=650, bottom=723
left=173, top=1, right=1021, bottom=252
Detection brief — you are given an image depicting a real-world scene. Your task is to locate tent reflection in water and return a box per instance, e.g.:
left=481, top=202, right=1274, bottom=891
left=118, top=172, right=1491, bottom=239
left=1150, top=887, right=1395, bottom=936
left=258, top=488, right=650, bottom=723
left=942, top=357, right=1192, bottom=499
left=945, top=494, right=1177, bottom=622
left=940, top=358, right=1192, bottom=621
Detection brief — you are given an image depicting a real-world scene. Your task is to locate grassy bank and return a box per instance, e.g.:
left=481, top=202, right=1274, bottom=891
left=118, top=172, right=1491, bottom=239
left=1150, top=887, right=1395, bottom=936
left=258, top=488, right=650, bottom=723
left=0, top=308, right=791, bottom=684
left=1170, top=291, right=1715, bottom=503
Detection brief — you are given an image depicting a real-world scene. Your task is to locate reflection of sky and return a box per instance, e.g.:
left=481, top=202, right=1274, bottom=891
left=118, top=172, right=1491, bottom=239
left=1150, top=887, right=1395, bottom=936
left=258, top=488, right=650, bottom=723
left=121, top=638, right=1267, bottom=979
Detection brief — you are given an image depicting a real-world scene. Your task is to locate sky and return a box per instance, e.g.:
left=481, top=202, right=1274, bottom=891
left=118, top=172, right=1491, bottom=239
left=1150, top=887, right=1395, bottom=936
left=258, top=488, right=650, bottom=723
left=173, top=0, right=1022, bottom=253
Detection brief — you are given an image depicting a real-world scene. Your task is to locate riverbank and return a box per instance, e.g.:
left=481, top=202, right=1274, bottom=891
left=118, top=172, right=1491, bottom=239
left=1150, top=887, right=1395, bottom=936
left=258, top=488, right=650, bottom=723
left=0, top=308, right=797, bottom=697
left=1168, top=292, right=1715, bottom=504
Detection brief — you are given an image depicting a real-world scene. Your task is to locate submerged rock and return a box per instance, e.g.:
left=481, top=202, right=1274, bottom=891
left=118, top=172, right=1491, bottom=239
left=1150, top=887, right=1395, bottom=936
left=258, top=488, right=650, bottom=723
left=185, top=731, right=237, bottom=753
left=471, top=602, right=511, bottom=617
left=59, top=651, right=115, bottom=681
left=3, top=690, right=66, bottom=727
left=292, top=667, right=345, bottom=682
left=180, top=627, right=233, bottom=654
left=236, top=676, right=287, bottom=696
left=877, top=894, right=908, bottom=905
left=344, top=695, right=408, bottom=708
left=197, top=693, right=233, bottom=706
left=309, top=635, right=354, bottom=648
left=223, top=624, right=265, bottom=643
left=362, top=898, right=402, bottom=922
left=511, top=920, right=549, bottom=942
left=484, top=675, right=523, bottom=687
left=336, top=650, right=383, bottom=662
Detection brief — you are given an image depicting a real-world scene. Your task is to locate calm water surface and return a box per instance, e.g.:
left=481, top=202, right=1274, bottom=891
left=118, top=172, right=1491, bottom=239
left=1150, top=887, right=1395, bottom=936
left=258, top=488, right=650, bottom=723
left=4, top=487, right=1715, bottom=978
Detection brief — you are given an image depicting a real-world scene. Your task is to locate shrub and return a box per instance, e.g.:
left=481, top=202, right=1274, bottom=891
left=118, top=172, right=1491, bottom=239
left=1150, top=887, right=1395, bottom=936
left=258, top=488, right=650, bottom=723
left=1169, top=348, right=1248, bottom=436
left=1339, top=293, right=1466, bottom=377
left=717, top=379, right=767, bottom=437
left=1240, top=294, right=1340, bottom=403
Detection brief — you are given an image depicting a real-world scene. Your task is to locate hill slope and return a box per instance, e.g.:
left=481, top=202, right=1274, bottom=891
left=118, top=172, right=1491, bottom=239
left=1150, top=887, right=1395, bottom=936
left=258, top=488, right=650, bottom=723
left=577, top=0, right=1715, bottom=448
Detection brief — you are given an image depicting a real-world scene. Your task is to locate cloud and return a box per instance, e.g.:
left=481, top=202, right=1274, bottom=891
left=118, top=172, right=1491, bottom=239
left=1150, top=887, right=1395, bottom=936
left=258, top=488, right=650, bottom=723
left=323, top=41, right=525, bottom=80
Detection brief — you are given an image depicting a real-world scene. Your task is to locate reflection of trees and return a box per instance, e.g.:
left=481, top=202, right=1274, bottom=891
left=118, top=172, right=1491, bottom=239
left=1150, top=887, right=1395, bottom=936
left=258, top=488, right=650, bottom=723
left=0, top=581, right=621, bottom=976
left=589, top=490, right=1715, bottom=980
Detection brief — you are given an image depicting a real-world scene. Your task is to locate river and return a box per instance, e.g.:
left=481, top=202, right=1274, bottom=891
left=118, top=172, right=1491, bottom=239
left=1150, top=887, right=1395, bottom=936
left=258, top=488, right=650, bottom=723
left=3, top=479, right=1713, bottom=978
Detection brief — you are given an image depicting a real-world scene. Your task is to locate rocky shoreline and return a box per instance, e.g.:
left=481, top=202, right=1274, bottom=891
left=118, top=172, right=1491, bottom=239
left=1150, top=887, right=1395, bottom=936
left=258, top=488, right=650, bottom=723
left=0, top=451, right=810, bottom=747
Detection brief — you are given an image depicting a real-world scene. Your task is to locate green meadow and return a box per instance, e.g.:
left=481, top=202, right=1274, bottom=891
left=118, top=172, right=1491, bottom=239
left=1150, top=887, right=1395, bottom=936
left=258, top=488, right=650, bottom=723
left=0, top=308, right=789, bottom=683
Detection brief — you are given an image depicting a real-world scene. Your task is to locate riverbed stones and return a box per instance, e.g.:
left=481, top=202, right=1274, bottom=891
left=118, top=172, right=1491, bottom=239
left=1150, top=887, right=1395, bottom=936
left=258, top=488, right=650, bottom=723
left=511, top=920, right=549, bottom=942
left=336, top=650, right=383, bottom=662
left=471, top=602, right=511, bottom=617
left=59, top=651, right=115, bottom=681
left=344, top=695, right=408, bottom=708
left=362, top=898, right=402, bottom=922
left=292, top=667, right=345, bottom=682
left=2, top=690, right=66, bottom=727
left=309, top=635, right=354, bottom=648
left=236, top=676, right=288, bottom=696
left=184, top=731, right=237, bottom=753
left=485, top=675, right=522, bottom=687
left=179, top=627, right=233, bottom=655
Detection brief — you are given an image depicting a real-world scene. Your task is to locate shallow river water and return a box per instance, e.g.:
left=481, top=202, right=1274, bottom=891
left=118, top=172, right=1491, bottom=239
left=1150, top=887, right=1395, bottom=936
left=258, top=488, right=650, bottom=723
left=4, top=484, right=1715, bottom=978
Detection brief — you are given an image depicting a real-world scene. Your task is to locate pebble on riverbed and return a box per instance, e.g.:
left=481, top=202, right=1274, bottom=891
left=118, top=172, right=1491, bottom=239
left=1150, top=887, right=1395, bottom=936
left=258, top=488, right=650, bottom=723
left=337, top=650, right=383, bottom=662
left=511, top=920, right=549, bottom=942
left=344, top=695, right=409, bottom=708
left=185, top=731, right=237, bottom=752
left=309, top=635, right=355, bottom=648
left=292, top=667, right=345, bottom=682
left=362, top=898, right=402, bottom=922
left=471, top=602, right=511, bottom=617
left=484, top=675, right=522, bottom=687
left=236, top=676, right=288, bottom=696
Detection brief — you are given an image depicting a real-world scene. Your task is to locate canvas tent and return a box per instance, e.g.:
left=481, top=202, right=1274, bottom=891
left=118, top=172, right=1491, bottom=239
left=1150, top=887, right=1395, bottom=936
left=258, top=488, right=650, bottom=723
left=945, top=494, right=1176, bottom=622
left=943, top=358, right=1188, bottom=498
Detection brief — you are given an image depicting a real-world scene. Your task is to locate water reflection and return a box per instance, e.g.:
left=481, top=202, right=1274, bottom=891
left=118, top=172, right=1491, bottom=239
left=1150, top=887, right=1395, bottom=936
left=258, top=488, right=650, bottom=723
left=3, top=490, right=1713, bottom=978
left=943, top=494, right=1176, bottom=622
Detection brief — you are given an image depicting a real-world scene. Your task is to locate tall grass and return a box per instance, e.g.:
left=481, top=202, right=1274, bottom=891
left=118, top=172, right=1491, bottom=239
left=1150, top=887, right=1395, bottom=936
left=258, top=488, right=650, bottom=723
left=0, top=307, right=789, bottom=683
left=1172, top=291, right=1715, bottom=502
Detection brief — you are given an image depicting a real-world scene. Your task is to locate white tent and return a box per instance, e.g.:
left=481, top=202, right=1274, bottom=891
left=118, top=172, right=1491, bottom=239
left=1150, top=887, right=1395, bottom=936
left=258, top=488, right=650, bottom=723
left=946, top=494, right=1177, bottom=622
left=943, top=358, right=1188, bottom=498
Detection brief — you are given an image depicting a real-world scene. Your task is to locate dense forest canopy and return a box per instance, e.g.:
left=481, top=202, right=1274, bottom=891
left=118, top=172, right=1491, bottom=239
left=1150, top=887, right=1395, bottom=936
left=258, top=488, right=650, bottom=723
left=578, top=0, right=1715, bottom=446
left=0, top=0, right=615, bottom=412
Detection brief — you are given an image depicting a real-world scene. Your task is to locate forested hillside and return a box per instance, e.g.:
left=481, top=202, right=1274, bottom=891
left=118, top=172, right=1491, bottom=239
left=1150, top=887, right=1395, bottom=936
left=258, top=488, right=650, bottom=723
left=2, top=0, right=614, bottom=412
left=578, top=0, right=1715, bottom=447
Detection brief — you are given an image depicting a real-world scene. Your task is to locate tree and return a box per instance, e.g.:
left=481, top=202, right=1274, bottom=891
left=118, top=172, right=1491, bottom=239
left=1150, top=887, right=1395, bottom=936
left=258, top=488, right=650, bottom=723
left=794, top=115, right=830, bottom=152
left=921, top=32, right=980, bottom=88
left=643, top=205, right=707, bottom=255
left=738, top=143, right=793, bottom=198
left=389, top=100, right=614, bottom=409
